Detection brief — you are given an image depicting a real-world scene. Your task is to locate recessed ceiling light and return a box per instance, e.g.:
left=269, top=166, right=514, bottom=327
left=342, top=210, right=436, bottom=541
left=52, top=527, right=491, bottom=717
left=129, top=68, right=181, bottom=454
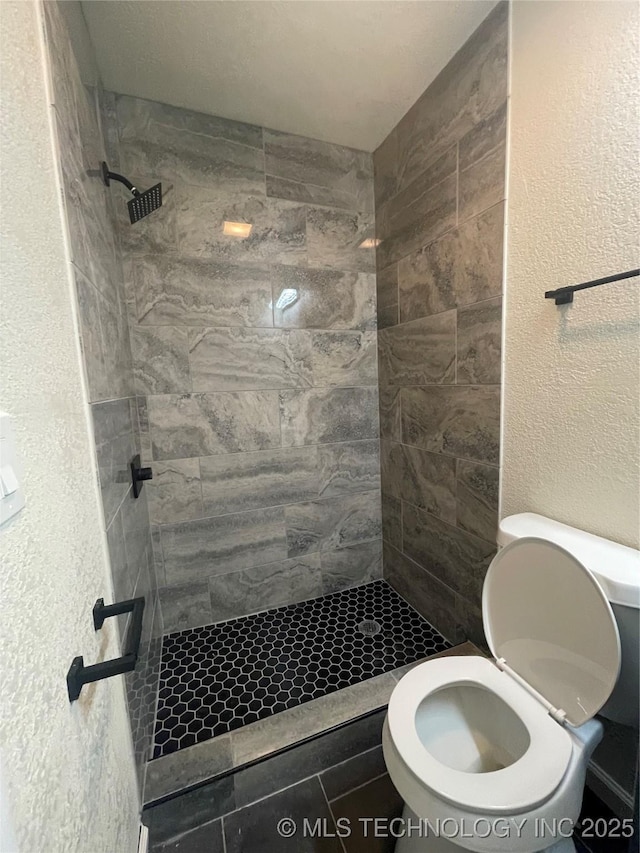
left=223, top=220, right=252, bottom=238
left=359, top=238, right=380, bottom=249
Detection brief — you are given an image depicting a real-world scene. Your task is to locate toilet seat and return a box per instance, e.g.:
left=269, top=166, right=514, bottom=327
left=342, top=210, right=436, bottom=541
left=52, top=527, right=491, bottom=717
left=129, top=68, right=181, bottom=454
left=387, top=656, right=573, bottom=814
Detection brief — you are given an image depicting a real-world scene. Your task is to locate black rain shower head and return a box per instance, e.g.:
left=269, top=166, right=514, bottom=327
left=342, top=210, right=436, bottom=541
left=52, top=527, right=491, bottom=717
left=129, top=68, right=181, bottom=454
left=101, top=161, right=162, bottom=224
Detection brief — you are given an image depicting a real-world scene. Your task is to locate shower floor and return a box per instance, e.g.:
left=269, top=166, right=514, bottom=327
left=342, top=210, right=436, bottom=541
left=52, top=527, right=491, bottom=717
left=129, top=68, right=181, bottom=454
left=151, top=579, right=450, bottom=759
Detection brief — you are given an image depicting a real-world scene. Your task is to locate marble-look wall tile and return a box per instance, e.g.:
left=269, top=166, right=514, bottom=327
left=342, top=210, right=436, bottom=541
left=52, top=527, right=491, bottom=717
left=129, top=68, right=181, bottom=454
left=377, top=304, right=399, bottom=330
left=99, top=294, right=136, bottom=399
left=458, top=102, right=507, bottom=172
left=456, top=460, right=499, bottom=544
left=377, top=147, right=457, bottom=242
left=148, top=391, right=280, bottom=460
left=280, top=386, right=379, bottom=447
left=265, top=129, right=373, bottom=213
left=161, top=507, right=288, bottom=584
left=457, top=297, right=502, bottom=384
left=381, top=494, right=402, bottom=549
left=376, top=174, right=457, bottom=269
left=320, top=539, right=383, bottom=590
left=307, top=208, right=375, bottom=273
left=309, top=331, right=377, bottom=387
left=317, top=440, right=381, bottom=498
left=106, top=92, right=383, bottom=626
left=159, top=582, right=212, bottom=632
left=458, top=144, right=506, bottom=223
left=106, top=510, right=133, bottom=605
left=177, top=187, right=306, bottom=267
left=376, top=264, right=398, bottom=315
left=121, top=489, right=154, bottom=583
left=116, top=95, right=264, bottom=194
left=272, top=265, right=376, bottom=331
left=44, top=5, right=156, bottom=792
left=374, top=2, right=505, bottom=651
left=398, top=203, right=504, bottom=322
left=131, top=254, right=273, bottom=328
left=200, top=447, right=319, bottom=516
left=146, top=458, right=203, bottom=525
left=378, top=311, right=456, bottom=386
left=402, top=502, right=495, bottom=602
left=378, top=387, right=401, bottom=442
left=151, top=524, right=165, bottom=586
left=401, top=385, right=500, bottom=465
left=381, top=440, right=456, bottom=524
left=135, top=395, right=153, bottom=465
left=74, top=267, right=113, bottom=402
left=285, top=491, right=381, bottom=557
left=92, top=397, right=137, bottom=527
left=130, top=325, right=191, bottom=395
left=208, top=555, right=323, bottom=623
left=373, top=128, right=398, bottom=209
left=188, top=327, right=311, bottom=392
left=383, top=542, right=460, bottom=643
left=55, top=116, right=121, bottom=304
left=392, top=1, right=508, bottom=194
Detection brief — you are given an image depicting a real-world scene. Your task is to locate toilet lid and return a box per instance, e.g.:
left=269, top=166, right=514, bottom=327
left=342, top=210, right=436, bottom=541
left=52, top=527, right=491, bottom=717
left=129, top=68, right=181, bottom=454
left=483, top=537, right=621, bottom=727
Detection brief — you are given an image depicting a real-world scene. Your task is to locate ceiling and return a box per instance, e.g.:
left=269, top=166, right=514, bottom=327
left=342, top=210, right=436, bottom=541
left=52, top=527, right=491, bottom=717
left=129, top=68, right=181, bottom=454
left=82, top=1, right=497, bottom=152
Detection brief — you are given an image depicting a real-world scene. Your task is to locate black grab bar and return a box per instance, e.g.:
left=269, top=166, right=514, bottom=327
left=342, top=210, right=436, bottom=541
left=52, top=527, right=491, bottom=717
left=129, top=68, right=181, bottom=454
left=67, top=596, right=145, bottom=701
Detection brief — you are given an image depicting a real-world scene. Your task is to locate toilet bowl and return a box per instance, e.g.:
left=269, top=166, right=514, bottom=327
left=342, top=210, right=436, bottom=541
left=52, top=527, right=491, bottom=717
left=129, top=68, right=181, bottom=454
left=384, top=522, right=640, bottom=853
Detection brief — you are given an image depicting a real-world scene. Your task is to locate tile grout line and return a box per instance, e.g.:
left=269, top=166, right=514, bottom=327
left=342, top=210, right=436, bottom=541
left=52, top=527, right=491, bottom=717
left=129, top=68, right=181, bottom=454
left=328, top=769, right=390, bottom=805
left=318, top=775, right=349, bottom=853
left=220, top=814, right=227, bottom=853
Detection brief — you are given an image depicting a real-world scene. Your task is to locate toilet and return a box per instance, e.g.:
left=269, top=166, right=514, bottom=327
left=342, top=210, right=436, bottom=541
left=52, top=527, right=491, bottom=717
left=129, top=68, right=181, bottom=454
left=383, top=513, right=640, bottom=853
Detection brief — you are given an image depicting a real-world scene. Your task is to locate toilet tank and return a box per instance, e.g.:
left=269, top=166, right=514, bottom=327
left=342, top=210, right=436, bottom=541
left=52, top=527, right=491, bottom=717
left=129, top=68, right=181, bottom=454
left=498, top=513, right=640, bottom=727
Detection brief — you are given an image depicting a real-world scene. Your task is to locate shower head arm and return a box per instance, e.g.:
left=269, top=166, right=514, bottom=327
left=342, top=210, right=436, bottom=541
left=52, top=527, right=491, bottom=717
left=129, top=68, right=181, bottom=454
left=101, top=162, right=139, bottom=196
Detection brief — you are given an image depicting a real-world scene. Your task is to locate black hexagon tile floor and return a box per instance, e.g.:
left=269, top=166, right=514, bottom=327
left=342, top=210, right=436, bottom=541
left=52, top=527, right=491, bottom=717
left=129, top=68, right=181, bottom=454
left=151, top=579, right=450, bottom=759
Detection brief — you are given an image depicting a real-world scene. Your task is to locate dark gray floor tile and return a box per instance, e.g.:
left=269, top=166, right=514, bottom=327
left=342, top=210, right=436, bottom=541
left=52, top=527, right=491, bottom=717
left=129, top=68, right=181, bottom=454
left=330, top=774, right=404, bottom=853
left=151, top=819, right=224, bottom=853
left=224, top=777, right=344, bottom=853
left=233, top=710, right=386, bottom=808
left=321, top=746, right=386, bottom=802
left=145, top=776, right=235, bottom=847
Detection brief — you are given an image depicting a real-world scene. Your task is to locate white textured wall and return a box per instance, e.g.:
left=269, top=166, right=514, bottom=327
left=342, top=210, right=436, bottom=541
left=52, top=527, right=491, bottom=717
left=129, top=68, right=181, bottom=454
left=503, top=1, right=640, bottom=548
left=0, top=2, right=140, bottom=851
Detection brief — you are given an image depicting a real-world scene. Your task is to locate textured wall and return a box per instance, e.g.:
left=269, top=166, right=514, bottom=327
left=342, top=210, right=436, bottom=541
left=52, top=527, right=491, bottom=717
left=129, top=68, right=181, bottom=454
left=108, top=95, right=382, bottom=632
left=41, top=0, right=161, bottom=787
left=0, top=1, right=139, bottom=850
left=373, top=2, right=508, bottom=646
left=503, top=0, right=639, bottom=549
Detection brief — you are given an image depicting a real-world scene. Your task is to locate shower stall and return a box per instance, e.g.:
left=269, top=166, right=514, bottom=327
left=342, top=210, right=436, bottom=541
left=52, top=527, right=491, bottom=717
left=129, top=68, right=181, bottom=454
left=41, top=0, right=505, bottom=810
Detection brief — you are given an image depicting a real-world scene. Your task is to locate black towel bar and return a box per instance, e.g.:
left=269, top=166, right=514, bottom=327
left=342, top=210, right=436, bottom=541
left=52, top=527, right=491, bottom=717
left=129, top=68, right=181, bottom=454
left=545, top=268, right=639, bottom=305
left=66, top=596, right=145, bottom=701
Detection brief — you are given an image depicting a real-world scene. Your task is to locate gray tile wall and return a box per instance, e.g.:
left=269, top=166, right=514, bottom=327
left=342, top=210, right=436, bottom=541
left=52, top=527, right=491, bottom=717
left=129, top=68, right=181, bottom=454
left=110, top=95, right=382, bottom=632
left=373, top=2, right=507, bottom=647
left=42, top=2, right=160, bottom=789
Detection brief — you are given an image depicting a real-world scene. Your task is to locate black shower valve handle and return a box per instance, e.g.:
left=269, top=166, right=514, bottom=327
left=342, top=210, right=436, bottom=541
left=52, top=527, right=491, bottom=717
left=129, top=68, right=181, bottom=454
left=131, top=454, right=152, bottom=499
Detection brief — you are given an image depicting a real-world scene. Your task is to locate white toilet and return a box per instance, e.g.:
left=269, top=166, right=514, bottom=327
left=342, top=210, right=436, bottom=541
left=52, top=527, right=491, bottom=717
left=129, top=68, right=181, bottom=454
left=383, top=513, right=640, bottom=853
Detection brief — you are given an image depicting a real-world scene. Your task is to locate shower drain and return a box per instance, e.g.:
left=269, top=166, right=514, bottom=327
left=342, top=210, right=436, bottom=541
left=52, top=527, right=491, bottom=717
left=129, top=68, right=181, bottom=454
left=357, top=619, right=382, bottom=637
